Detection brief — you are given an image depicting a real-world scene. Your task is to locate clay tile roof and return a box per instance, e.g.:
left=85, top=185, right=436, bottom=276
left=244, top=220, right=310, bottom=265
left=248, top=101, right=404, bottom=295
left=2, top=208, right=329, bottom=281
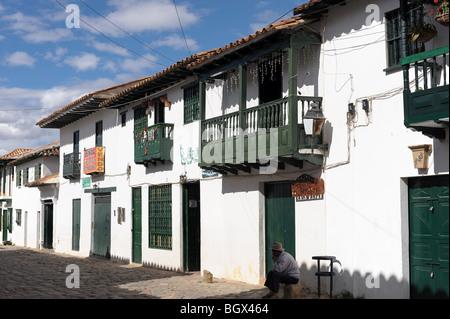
left=7, top=141, right=60, bottom=166
left=0, top=148, right=33, bottom=161
left=25, top=173, right=59, bottom=188
left=293, top=0, right=345, bottom=16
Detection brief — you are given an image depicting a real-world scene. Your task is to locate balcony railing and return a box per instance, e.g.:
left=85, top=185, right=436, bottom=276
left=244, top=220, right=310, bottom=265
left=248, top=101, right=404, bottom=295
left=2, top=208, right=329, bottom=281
left=401, top=45, right=449, bottom=139
left=200, top=95, right=323, bottom=172
left=134, top=123, right=174, bottom=165
left=63, top=152, right=80, bottom=179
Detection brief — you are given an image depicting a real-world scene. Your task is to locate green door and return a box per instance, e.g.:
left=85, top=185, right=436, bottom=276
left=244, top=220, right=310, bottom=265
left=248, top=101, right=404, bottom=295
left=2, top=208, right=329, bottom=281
left=43, top=203, right=53, bottom=249
left=409, top=175, right=449, bottom=299
left=93, top=195, right=111, bottom=258
left=265, top=182, right=295, bottom=274
left=2, top=209, right=8, bottom=242
left=183, top=182, right=200, bottom=271
left=132, top=187, right=142, bottom=263
left=72, top=199, right=81, bottom=251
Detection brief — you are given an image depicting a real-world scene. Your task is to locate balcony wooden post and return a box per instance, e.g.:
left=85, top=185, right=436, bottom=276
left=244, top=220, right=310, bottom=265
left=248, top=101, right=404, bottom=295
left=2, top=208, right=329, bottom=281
left=239, top=64, right=247, bottom=131
left=199, top=81, right=206, bottom=166
left=288, top=36, right=299, bottom=153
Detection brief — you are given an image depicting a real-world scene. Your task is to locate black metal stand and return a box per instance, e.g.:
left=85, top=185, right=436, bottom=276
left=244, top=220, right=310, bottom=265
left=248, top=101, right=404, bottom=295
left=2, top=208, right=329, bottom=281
left=312, top=256, right=336, bottom=299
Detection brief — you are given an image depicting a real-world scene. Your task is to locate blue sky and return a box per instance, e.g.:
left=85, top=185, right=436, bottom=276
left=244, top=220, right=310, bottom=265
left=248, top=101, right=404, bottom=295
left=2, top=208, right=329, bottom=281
left=0, top=0, right=306, bottom=155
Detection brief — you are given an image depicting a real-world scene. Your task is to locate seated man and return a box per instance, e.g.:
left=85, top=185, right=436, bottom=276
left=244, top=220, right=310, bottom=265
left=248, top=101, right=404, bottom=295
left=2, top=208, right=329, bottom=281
left=263, top=242, right=299, bottom=299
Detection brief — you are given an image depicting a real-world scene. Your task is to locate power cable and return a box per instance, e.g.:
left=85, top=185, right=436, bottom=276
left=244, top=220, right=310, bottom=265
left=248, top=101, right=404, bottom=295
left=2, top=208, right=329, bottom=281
left=77, top=0, right=176, bottom=63
left=54, top=0, right=167, bottom=68
left=173, top=0, right=191, bottom=56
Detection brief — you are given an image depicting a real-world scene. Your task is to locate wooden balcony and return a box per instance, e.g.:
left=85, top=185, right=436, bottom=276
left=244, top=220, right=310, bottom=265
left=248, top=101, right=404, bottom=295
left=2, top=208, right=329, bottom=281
left=134, top=123, right=174, bottom=166
left=199, top=96, right=324, bottom=175
left=63, top=152, right=80, bottom=179
left=401, top=45, right=449, bottom=139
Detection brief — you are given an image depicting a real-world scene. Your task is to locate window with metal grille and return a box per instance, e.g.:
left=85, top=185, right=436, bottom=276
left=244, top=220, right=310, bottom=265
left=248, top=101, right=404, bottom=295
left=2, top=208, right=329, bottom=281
left=148, top=184, right=172, bottom=250
left=385, top=5, right=425, bottom=69
left=184, top=83, right=200, bottom=124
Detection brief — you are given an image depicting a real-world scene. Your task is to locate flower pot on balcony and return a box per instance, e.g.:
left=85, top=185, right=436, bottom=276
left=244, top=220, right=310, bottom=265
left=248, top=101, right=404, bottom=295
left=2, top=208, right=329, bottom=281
left=435, top=13, right=449, bottom=26
left=408, top=144, right=432, bottom=169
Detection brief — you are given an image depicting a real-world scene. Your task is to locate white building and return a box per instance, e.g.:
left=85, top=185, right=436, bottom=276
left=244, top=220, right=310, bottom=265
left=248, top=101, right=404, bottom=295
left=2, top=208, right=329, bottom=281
left=0, top=142, right=59, bottom=248
left=36, top=0, right=448, bottom=298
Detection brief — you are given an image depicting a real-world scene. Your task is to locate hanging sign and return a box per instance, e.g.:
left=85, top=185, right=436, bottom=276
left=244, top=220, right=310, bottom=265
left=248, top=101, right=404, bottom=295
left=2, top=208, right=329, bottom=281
left=83, top=147, right=105, bottom=175
left=291, top=174, right=325, bottom=202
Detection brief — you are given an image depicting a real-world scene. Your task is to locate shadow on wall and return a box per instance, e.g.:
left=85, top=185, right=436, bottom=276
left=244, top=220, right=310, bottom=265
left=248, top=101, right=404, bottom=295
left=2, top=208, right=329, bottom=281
left=297, top=261, right=410, bottom=299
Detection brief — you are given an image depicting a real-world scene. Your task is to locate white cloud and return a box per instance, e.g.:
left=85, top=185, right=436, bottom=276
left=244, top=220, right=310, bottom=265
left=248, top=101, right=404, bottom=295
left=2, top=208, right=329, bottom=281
left=4, top=51, right=36, bottom=67
left=44, top=47, right=68, bottom=62
left=250, top=9, right=281, bottom=32
left=152, top=34, right=200, bottom=52
left=64, top=52, right=100, bottom=71
left=2, top=11, right=73, bottom=43
left=91, top=41, right=130, bottom=57
left=83, top=0, right=200, bottom=37
left=120, top=53, right=159, bottom=73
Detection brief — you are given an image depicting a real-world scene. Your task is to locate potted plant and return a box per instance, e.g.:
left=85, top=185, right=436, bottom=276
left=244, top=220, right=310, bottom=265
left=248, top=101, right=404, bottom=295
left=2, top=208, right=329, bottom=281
left=432, top=0, right=449, bottom=26
left=409, top=12, right=438, bottom=42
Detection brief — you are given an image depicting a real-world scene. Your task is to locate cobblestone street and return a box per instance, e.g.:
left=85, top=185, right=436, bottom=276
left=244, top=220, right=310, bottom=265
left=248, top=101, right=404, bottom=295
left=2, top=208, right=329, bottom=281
left=0, top=245, right=269, bottom=299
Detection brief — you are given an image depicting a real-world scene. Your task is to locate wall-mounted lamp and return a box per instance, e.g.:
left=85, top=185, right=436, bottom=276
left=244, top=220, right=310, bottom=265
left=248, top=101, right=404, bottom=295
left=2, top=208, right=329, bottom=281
left=304, top=102, right=326, bottom=136
left=179, top=174, right=187, bottom=184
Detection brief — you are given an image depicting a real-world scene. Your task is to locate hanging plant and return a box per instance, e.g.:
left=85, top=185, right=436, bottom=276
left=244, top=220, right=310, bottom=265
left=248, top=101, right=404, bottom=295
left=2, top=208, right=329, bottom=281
left=409, top=12, right=438, bottom=42
left=431, top=0, right=449, bottom=26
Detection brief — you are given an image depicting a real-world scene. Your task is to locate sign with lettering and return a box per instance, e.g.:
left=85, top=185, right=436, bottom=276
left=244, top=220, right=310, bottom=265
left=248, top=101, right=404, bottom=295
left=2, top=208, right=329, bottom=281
left=291, top=174, right=325, bottom=202
left=82, top=177, right=91, bottom=188
left=83, top=147, right=105, bottom=175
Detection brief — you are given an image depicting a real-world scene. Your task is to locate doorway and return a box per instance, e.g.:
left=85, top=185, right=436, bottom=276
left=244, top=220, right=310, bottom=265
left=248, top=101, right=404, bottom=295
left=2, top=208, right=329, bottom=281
left=132, top=187, right=142, bottom=263
left=265, top=182, right=295, bottom=275
left=183, top=182, right=200, bottom=271
left=43, top=202, right=53, bottom=249
left=409, top=175, right=449, bottom=299
left=93, top=195, right=111, bottom=258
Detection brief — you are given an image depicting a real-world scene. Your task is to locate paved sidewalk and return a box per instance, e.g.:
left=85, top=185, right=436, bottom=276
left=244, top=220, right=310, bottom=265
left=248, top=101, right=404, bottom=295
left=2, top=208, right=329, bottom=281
left=0, top=245, right=271, bottom=299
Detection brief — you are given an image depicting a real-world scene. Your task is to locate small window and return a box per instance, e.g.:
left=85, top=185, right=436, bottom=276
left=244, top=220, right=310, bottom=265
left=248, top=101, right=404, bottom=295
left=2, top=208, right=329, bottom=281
left=121, top=111, right=127, bottom=127
left=16, top=209, right=22, bottom=226
left=184, top=83, right=200, bottom=124
left=73, top=131, right=80, bottom=154
left=385, top=5, right=425, bottom=69
left=148, top=184, right=172, bottom=250
left=95, top=121, right=103, bottom=147
left=34, top=164, right=42, bottom=181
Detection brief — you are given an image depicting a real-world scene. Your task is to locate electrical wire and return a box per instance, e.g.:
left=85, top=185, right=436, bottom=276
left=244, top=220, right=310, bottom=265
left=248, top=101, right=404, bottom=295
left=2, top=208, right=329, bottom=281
left=77, top=0, right=176, bottom=63
left=172, top=0, right=191, bottom=56
left=54, top=0, right=167, bottom=68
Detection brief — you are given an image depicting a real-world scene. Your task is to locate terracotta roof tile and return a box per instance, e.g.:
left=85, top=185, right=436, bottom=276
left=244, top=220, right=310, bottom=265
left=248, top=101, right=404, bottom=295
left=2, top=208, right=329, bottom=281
left=0, top=148, right=33, bottom=161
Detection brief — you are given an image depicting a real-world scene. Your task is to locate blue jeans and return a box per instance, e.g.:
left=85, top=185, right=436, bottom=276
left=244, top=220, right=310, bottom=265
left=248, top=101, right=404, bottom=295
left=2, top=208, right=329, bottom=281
left=264, top=270, right=299, bottom=293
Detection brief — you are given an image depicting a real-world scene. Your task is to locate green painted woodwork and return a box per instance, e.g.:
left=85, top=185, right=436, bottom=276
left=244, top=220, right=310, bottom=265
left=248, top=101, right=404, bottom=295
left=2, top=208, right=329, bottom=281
left=132, top=187, right=142, bottom=264
left=93, top=195, right=111, bottom=258
left=43, top=203, right=53, bottom=249
left=402, top=46, right=449, bottom=136
left=199, top=96, right=323, bottom=168
left=265, top=182, right=295, bottom=275
left=409, top=175, right=449, bottom=299
left=72, top=199, right=81, bottom=251
left=2, top=210, right=6, bottom=242
left=148, top=185, right=172, bottom=250
left=63, top=152, right=80, bottom=179
left=134, top=123, right=174, bottom=165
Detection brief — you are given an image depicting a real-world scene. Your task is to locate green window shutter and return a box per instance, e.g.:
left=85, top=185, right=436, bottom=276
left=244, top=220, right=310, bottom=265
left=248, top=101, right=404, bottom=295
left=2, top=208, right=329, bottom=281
left=184, top=83, right=200, bottom=124
left=8, top=208, right=13, bottom=233
left=24, top=168, right=29, bottom=185
left=16, top=170, right=21, bottom=187
left=34, top=164, right=41, bottom=181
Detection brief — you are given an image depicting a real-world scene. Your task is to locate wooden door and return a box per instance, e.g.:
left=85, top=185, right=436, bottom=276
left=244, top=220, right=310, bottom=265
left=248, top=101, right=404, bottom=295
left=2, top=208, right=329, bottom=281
left=409, top=175, right=449, bottom=299
left=93, top=195, right=111, bottom=258
left=72, top=199, right=81, bottom=251
left=132, top=187, right=142, bottom=263
left=265, top=182, right=295, bottom=274
left=43, top=203, right=53, bottom=249
left=183, top=182, right=200, bottom=271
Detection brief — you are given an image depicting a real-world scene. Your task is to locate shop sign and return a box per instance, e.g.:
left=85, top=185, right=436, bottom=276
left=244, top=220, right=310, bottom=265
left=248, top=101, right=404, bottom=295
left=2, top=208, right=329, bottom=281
left=83, top=147, right=105, bottom=175
left=291, top=174, right=325, bottom=202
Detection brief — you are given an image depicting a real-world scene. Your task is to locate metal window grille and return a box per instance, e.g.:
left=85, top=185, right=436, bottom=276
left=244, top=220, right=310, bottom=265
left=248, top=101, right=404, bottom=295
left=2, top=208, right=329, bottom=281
left=184, top=84, right=200, bottom=124
left=148, top=184, right=172, bottom=250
